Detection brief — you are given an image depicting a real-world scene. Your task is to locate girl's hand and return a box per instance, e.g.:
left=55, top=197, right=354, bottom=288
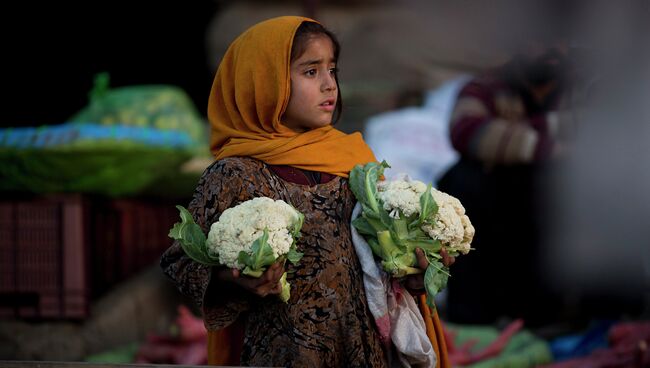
left=216, top=261, right=285, bottom=298
left=404, top=247, right=455, bottom=292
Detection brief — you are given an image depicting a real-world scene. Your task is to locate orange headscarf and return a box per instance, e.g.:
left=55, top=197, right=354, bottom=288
left=208, top=16, right=376, bottom=177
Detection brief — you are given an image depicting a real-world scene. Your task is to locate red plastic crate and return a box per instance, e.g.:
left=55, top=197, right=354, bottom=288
left=109, top=199, right=177, bottom=280
left=0, top=194, right=89, bottom=319
left=87, top=198, right=178, bottom=300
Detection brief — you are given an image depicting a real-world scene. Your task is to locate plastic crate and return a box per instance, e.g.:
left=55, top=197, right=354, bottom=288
left=90, top=199, right=177, bottom=297
left=0, top=194, right=89, bottom=319
left=111, top=199, right=177, bottom=279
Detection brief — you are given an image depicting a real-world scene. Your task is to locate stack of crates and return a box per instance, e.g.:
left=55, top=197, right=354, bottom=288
left=0, top=194, right=183, bottom=320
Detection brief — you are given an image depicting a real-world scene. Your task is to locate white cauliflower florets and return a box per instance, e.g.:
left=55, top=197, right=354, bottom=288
left=377, top=175, right=428, bottom=218
left=378, top=175, right=475, bottom=254
left=422, top=189, right=475, bottom=255
left=206, top=197, right=301, bottom=269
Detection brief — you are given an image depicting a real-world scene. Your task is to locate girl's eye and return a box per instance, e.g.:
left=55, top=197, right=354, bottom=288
left=329, top=67, right=338, bottom=75
left=305, top=69, right=317, bottom=76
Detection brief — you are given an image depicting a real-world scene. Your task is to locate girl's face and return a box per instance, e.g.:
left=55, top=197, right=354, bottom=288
left=282, top=35, right=338, bottom=132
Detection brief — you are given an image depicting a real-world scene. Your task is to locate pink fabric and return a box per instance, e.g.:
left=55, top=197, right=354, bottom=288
left=376, top=314, right=392, bottom=347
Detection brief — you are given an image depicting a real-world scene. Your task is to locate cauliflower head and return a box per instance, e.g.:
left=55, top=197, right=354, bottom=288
left=422, top=189, right=475, bottom=255
left=349, top=161, right=474, bottom=307
left=206, top=197, right=302, bottom=269
left=377, top=175, right=474, bottom=254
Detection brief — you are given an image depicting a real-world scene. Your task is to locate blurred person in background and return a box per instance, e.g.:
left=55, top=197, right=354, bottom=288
left=436, top=35, right=580, bottom=327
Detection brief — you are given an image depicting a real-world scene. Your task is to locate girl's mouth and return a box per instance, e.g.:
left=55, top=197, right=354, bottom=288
left=319, top=99, right=335, bottom=112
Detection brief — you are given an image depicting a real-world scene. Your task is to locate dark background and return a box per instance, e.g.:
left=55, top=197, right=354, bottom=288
left=3, top=1, right=221, bottom=128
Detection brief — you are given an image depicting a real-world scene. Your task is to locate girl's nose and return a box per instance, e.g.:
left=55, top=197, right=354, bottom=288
left=322, top=73, right=337, bottom=92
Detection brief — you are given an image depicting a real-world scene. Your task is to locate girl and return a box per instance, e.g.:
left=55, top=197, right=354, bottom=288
left=161, top=16, right=449, bottom=367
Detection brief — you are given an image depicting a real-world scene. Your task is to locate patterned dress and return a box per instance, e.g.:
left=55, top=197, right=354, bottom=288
left=161, top=156, right=388, bottom=367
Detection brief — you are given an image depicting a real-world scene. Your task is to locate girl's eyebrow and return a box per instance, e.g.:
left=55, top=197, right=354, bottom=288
left=296, top=58, right=337, bottom=67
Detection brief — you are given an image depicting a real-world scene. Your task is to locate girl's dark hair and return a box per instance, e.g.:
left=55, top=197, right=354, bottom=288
left=291, top=21, right=343, bottom=124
